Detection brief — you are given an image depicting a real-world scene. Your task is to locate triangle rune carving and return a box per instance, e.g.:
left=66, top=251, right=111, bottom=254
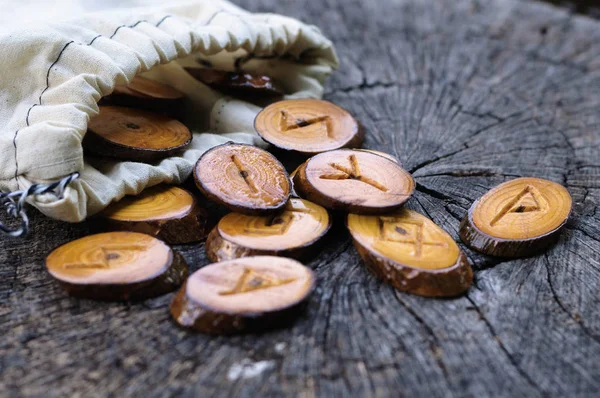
left=489, top=185, right=548, bottom=226
left=219, top=268, right=297, bottom=295
left=63, top=245, right=147, bottom=269
left=279, top=110, right=332, bottom=137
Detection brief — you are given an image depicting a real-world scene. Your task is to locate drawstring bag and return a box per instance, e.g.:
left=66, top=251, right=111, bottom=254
left=0, top=0, right=338, bottom=237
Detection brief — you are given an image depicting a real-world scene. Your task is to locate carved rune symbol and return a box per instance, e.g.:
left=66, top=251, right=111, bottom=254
left=490, top=185, right=548, bottom=226
left=243, top=206, right=313, bottom=236
left=219, top=268, right=297, bottom=295
left=231, top=155, right=258, bottom=193
left=378, top=217, right=447, bottom=257
left=63, top=245, right=147, bottom=269
left=319, top=154, right=388, bottom=192
left=279, top=110, right=332, bottom=138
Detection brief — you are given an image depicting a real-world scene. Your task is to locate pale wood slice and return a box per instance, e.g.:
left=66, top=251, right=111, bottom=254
left=185, top=68, right=283, bottom=96
left=194, top=143, right=291, bottom=215
left=293, top=149, right=415, bottom=214
left=98, top=185, right=212, bottom=244
left=355, top=149, right=401, bottom=165
left=170, top=256, right=314, bottom=334
left=348, top=209, right=473, bottom=297
left=101, top=76, right=185, bottom=116
left=84, top=106, right=192, bottom=162
left=205, top=198, right=331, bottom=262
left=45, top=232, right=188, bottom=301
left=460, top=177, right=572, bottom=257
left=254, top=99, right=364, bottom=155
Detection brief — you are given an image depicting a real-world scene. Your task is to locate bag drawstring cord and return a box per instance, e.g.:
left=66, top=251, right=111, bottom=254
left=0, top=172, right=80, bottom=238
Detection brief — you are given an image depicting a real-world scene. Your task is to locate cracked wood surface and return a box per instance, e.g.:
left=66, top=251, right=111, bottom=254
left=1, top=0, right=600, bottom=396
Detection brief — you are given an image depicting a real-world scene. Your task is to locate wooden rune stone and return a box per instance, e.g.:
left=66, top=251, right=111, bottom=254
left=348, top=209, right=473, bottom=297
left=84, top=106, right=192, bottom=162
left=194, top=143, right=291, bottom=215
left=293, top=149, right=414, bottom=214
left=254, top=99, right=363, bottom=154
left=98, top=185, right=212, bottom=244
left=205, top=198, right=331, bottom=262
left=45, top=232, right=188, bottom=301
left=185, top=68, right=283, bottom=96
left=170, top=256, right=314, bottom=334
left=460, top=177, right=572, bottom=257
left=101, top=76, right=185, bottom=116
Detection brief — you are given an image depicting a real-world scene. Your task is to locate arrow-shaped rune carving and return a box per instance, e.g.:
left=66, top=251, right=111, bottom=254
left=319, top=155, right=388, bottom=192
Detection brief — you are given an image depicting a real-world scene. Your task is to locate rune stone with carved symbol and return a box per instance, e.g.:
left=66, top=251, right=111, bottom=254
left=170, top=256, right=315, bottom=334
left=293, top=149, right=414, bottom=214
left=348, top=209, right=473, bottom=297
left=460, top=177, right=572, bottom=257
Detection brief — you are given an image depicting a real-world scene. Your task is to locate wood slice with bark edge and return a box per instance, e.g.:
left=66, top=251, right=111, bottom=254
left=97, top=185, right=212, bottom=244
left=193, top=143, right=291, bottom=215
left=293, top=149, right=415, bottom=214
left=170, top=256, right=314, bottom=334
left=45, top=232, right=188, bottom=301
left=459, top=177, right=572, bottom=257
left=347, top=209, right=472, bottom=297
left=254, top=99, right=364, bottom=155
left=205, top=198, right=331, bottom=262
left=100, top=76, right=185, bottom=117
left=84, top=106, right=192, bottom=162
left=184, top=68, right=283, bottom=97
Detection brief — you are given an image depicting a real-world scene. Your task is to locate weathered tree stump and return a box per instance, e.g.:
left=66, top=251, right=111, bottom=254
left=1, top=0, right=599, bottom=396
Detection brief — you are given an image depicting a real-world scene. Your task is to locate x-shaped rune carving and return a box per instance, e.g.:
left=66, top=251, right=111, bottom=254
left=319, top=155, right=388, bottom=192
left=63, top=245, right=147, bottom=269
left=219, top=268, right=297, bottom=295
left=378, top=218, right=447, bottom=258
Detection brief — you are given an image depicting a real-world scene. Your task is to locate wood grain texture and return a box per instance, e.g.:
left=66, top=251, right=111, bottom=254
left=1, top=0, right=600, bottom=396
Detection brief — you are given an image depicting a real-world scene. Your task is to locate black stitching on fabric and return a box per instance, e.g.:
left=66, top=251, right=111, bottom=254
left=109, top=20, right=147, bottom=39
left=40, top=41, right=76, bottom=112
left=13, top=40, right=75, bottom=188
left=88, top=34, right=102, bottom=45
left=204, top=9, right=229, bottom=26
left=155, top=15, right=172, bottom=27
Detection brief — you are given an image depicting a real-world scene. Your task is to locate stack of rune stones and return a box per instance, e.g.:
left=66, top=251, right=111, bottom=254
left=45, top=68, right=573, bottom=335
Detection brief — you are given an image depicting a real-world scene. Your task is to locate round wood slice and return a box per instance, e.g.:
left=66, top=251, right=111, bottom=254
left=98, top=185, right=212, bottom=244
left=460, top=177, right=572, bottom=257
left=205, top=198, right=331, bottom=262
left=194, top=143, right=291, bottom=215
left=170, top=256, right=314, bottom=334
left=45, top=232, right=188, bottom=301
left=185, top=68, right=283, bottom=96
left=101, top=76, right=185, bottom=116
left=348, top=209, right=473, bottom=297
left=85, top=106, right=192, bottom=162
left=254, top=99, right=364, bottom=155
left=355, top=149, right=400, bottom=165
left=293, top=149, right=415, bottom=214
